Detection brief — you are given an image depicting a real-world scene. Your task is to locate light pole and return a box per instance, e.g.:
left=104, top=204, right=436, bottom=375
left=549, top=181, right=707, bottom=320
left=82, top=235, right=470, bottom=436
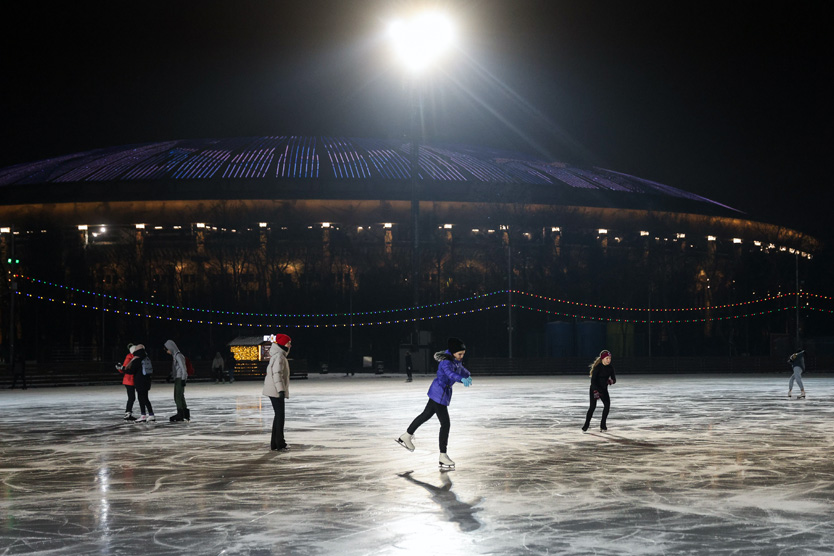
left=387, top=11, right=456, bottom=349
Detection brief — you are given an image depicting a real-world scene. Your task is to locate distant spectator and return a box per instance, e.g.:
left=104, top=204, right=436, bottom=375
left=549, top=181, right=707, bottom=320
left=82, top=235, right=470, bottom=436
left=212, top=352, right=226, bottom=383
left=9, top=350, right=27, bottom=390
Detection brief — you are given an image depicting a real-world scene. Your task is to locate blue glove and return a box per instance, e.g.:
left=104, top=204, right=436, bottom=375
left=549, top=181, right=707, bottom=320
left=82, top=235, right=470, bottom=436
left=461, top=377, right=472, bottom=387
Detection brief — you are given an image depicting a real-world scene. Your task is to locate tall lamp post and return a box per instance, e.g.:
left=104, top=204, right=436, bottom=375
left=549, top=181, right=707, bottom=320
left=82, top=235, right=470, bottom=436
left=387, top=12, right=455, bottom=350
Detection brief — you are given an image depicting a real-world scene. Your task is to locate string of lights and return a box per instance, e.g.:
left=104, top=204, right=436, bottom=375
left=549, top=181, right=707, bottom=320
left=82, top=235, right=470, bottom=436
left=12, top=274, right=502, bottom=318
left=15, top=290, right=810, bottom=327
left=12, top=273, right=825, bottom=319
left=512, top=290, right=799, bottom=312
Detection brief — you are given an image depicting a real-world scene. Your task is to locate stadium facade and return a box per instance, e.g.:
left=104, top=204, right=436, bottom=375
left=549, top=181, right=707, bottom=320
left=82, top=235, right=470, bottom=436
left=0, top=136, right=820, bottom=369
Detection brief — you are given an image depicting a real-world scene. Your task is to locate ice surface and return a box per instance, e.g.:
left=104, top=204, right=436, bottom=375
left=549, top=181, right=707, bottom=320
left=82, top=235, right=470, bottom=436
left=2, top=374, right=834, bottom=555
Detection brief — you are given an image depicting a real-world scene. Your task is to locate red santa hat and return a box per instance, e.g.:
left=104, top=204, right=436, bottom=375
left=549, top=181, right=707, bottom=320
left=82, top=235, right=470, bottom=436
left=273, top=334, right=292, bottom=347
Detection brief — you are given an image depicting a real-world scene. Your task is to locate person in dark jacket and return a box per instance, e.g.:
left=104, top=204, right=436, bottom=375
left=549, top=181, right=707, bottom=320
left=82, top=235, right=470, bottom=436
left=9, top=350, right=26, bottom=390
left=582, top=349, right=617, bottom=432
left=128, top=344, right=155, bottom=422
left=788, top=350, right=806, bottom=399
left=396, top=337, right=472, bottom=469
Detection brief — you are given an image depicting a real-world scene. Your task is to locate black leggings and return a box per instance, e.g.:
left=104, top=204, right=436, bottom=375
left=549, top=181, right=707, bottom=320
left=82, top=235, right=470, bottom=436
left=407, top=399, right=451, bottom=453
left=584, top=389, right=611, bottom=428
left=124, top=385, right=136, bottom=413
left=135, top=374, right=153, bottom=416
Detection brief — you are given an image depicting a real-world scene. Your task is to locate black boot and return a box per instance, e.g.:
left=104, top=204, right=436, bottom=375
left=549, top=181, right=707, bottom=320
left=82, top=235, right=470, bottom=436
left=184, top=408, right=191, bottom=422
left=169, top=411, right=183, bottom=422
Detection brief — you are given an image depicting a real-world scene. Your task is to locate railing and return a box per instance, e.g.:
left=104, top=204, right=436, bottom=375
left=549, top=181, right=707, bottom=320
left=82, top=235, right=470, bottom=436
left=1, top=356, right=831, bottom=388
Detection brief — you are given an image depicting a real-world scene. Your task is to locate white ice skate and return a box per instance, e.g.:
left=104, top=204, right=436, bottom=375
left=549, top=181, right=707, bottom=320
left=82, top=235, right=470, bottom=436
left=797, top=392, right=806, bottom=399
left=396, top=433, right=415, bottom=452
left=123, top=412, right=136, bottom=422
left=438, top=453, right=455, bottom=469
left=147, top=415, right=156, bottom=422
left=136, top=415, right=147, bottom=423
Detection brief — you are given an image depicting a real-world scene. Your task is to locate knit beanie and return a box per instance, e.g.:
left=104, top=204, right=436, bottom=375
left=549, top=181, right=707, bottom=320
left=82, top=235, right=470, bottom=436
left=447, top=337, right=466, bottom=353
left=273, top=334, right=292, bottom=347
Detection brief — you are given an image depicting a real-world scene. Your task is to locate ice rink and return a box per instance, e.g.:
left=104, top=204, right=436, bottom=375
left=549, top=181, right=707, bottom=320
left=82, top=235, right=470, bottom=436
left=2, top=373, right=834, bottom=555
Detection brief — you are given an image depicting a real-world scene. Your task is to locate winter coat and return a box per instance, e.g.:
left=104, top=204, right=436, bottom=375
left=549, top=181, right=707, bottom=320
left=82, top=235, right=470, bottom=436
left=789, top=351, right=806, bottom=373
left=119, top=353, right=135, bottom=387
left=129, top=347, right=152, bottom=390
left=427, top=350, right=471, bottom=406
left=212, top=353, right=225, bottom=371
left=263, top=343, right=290, bottom=399
left=590, top=362, right=616, bottom=393
left=164, top=340, right=188, bottom=381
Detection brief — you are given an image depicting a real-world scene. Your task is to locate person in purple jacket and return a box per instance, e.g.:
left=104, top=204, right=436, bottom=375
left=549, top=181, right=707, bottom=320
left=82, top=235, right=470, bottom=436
left=396, top=337, right=472, bottom=469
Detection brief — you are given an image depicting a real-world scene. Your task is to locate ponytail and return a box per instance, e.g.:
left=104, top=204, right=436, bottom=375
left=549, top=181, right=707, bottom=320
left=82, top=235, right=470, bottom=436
left=588, top=356, right=601, bottom=377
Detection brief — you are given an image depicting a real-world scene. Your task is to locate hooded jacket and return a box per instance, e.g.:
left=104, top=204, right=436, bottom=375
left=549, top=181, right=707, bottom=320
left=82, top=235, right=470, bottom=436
left=119, top=352, right=136, bottom=387
left=164, top=340, right=188, bottom=381
left=263, top=342, right=290, bottom=399
left=427, top=350, right=471, bottom=406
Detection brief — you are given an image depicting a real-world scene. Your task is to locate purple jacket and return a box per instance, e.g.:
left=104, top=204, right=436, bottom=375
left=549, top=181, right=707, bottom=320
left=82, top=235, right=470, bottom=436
left=427, top=351, right=471, bottom=406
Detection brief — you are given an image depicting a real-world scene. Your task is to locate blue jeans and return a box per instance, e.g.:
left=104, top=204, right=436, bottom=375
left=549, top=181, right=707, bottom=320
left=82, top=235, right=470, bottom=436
left=789, top=366, right=804, bottom=391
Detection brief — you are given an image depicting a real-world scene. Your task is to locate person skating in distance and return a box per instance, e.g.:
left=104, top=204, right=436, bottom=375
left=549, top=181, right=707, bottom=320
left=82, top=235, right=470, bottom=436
left=582, top=349, right=616, bottom=432
left=788, top=350, right=806, bottom=399
left=397, top=337, right=472, bottom=469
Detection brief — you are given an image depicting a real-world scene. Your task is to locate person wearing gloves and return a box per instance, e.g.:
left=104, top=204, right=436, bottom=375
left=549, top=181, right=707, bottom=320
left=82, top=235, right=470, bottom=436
left=263, top=334, right=292, bottom=451
left=582, top=349, right=616, bottom=432
left=396, top=337, right=472, bottom=469
left=128, top=344, right=155, bottom=422
left=115, top=343, right=137, bottom=421
left=164, top=340, right=190, bottom=422
left=788, top=350, right=806, bottom=399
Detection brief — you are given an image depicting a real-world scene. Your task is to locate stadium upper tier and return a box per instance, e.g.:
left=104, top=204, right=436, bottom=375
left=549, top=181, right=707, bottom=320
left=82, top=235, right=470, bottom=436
left=0, top=136, right=738, bottom=216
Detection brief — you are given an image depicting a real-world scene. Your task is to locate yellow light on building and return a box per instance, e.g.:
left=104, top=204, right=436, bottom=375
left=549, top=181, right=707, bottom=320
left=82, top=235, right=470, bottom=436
left=231, top=345, right=260, bottom=361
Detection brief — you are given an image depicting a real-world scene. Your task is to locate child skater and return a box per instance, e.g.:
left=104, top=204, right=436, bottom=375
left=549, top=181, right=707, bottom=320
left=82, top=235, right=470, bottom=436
left=788, top=350, right=806, bottom=399
left=115, top=343, right=137, bottom=421
left=396, top=337, right=472, bottom=469
left=582, top=349, right=616, bottom=432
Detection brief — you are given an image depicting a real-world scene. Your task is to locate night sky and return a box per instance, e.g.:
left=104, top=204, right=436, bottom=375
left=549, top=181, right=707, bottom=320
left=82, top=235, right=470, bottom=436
left=2, top=1, right=831, bottom=239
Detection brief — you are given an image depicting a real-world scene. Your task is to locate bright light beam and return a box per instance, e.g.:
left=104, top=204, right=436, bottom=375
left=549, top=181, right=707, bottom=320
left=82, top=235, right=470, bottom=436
left=387, top=11, right=455, bottom=75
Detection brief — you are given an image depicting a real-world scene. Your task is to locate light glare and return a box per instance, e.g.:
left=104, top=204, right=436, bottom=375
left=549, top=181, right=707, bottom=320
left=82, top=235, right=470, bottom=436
left=388, top=12, right=455, bottom=74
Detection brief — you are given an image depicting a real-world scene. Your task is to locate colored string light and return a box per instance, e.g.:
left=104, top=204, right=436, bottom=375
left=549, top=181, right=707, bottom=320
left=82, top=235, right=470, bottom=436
left=11, top=274, right=825, bottom=319
left=16, top=291, right=816, bottom=327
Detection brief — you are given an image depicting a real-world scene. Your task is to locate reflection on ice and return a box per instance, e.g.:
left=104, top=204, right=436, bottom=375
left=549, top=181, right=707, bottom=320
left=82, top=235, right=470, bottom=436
left=1, top=374, right=834, bottom=555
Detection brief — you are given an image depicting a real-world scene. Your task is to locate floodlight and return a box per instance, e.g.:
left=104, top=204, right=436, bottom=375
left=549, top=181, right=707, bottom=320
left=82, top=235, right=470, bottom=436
left=388, top=11, right=455, bottom=74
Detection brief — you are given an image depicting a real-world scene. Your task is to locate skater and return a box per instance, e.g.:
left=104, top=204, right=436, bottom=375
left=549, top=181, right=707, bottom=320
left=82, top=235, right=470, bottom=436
left=263, top=334, right=291, bottom=451
left=129, top=344, right=155, bottom=422
left=582, top=349, right=616, bottom=432
left=405, top=350, right=413, bottom=383
left=396, top=337, right=472, bottom=469
left=164, top=340, right=190, bottom=422
left=788, top=350, right=806, bottom=399
left=9, top=350, right=27, bottom=390
left=116, top=343, right=138, bottom=421
left=212, top=351, right=226, bottom=383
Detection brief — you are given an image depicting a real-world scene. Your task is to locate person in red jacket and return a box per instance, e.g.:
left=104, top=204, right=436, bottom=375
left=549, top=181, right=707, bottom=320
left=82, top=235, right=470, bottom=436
left=582, top=349, right=616, bottom=432
left=115, top=343, right=137, bottom=421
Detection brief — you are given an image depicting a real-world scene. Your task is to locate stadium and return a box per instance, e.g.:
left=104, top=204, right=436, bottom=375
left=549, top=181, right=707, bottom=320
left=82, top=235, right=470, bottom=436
left=0, top=136, right=823, bottom=377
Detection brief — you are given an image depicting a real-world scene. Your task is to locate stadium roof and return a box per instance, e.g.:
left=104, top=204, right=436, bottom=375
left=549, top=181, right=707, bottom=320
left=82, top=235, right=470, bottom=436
left=0, top=136, right=739, bottom=217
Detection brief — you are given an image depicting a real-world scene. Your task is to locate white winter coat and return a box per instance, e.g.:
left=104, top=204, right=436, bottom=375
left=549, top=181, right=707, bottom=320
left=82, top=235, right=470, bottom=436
left=262, top=343, right=290, bottom=399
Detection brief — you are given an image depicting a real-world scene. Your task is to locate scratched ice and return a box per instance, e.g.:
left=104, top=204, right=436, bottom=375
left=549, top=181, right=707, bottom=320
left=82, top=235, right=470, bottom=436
left=2, top=374, right=834, bottom=555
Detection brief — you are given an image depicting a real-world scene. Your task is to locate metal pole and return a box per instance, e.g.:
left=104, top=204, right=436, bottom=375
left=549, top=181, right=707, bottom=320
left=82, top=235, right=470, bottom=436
left=795, top=252, right=800, bottom=348
left=410, top=82, right=420, bottom=347
left=507, top=237, right=513, bottom=359
left=7, top=225, right=15, bottom=368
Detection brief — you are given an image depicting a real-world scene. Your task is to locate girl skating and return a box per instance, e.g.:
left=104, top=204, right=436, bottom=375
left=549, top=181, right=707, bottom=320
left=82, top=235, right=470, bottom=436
left=788, top=350, right=806, bottom=399
left=396, top=337, right=472, bottom=469
left=582, top=349, right=616, bottom=432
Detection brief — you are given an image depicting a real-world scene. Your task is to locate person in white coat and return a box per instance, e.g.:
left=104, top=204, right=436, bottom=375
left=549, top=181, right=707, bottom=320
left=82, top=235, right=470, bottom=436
left=263, top=334, right=291, bottom=451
